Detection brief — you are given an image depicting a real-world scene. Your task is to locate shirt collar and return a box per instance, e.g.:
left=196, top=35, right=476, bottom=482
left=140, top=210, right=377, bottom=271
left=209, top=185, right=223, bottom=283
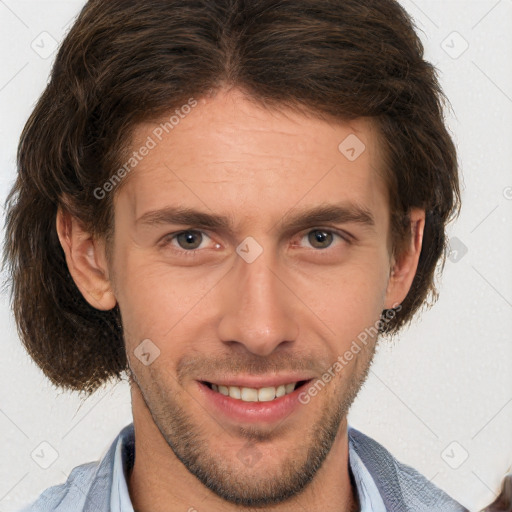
left=110, top=424, right=135, bottom=512
left=110, top=423, right=384, bottom=512
left=348, top=430, right=387, bottom=512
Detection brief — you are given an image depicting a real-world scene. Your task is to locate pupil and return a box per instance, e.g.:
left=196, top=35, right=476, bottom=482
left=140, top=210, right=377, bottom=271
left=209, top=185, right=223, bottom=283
left=309, top=230, right=332, bottom=248
left=178, top=231, right=201, bottom=249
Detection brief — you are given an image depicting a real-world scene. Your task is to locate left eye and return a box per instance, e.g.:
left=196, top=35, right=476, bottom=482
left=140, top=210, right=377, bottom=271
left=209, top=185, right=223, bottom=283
left=170, top=230, right=210, bottom=250
left=302, top=229, right=339, bottom=249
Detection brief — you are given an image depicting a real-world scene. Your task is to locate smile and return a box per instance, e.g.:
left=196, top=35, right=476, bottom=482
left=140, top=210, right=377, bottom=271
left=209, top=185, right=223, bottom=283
left=203, top=380, right=310, bottom=402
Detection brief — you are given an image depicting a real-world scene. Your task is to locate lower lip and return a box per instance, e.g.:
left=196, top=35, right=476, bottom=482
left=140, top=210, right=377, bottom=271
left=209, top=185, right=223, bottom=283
left=196, top=381, right=311, bottom=424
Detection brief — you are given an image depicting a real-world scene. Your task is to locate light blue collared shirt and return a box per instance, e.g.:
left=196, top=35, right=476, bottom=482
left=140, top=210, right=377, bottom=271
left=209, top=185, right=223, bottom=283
left=22, top=423, right=468, bottom=511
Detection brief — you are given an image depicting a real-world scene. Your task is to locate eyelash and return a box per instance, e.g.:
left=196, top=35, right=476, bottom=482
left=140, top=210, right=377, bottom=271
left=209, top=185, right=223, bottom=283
left=160, top=228, right=352, bottom=257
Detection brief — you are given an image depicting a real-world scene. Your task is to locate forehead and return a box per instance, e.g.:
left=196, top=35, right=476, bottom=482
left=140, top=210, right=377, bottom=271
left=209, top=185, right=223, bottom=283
left=115, top=88, right=389, bottom=228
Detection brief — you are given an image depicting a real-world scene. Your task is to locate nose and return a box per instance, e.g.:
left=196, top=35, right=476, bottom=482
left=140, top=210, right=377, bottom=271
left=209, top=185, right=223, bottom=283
left=216, top=243, right=299, bottom=357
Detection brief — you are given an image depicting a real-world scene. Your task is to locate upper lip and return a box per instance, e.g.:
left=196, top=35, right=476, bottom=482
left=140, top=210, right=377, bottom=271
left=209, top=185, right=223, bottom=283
left=201, top=375, right=314, bottom=388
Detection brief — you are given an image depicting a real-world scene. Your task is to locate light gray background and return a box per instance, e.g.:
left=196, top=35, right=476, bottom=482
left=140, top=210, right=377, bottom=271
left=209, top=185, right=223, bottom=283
left=0, top=1, right=511, bottom=511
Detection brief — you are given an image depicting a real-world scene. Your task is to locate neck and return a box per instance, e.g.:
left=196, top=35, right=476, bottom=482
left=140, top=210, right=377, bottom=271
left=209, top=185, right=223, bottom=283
left=128, top=386, right=359, bottom=512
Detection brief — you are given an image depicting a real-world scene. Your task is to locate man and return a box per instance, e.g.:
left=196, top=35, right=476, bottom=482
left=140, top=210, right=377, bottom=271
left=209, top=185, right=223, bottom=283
left=4, top=0, right=468, bottom=510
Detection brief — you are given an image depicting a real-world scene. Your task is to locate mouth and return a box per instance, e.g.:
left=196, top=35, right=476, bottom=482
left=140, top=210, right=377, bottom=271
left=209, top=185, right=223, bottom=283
left=201, top=380, right=311, bottom=403
left=197, top=377, right=315, bottom=424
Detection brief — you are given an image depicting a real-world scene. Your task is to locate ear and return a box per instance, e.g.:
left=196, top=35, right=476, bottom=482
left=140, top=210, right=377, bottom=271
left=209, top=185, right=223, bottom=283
left=384, top=208, right=425, bottom=309
left=55, top=206, right=117, bottom=311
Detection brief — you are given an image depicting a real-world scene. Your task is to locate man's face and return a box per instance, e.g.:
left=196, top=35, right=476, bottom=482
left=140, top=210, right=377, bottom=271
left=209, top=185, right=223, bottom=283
left=108, top=88, right=396, bottom=505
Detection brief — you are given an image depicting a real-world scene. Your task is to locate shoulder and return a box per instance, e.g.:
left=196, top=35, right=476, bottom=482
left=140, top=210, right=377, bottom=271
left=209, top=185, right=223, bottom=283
left=18, top=461, right=99, bottom=511
left=18, top=424, right=134, bottom=512
left=348, top=426, right=468, bottom=512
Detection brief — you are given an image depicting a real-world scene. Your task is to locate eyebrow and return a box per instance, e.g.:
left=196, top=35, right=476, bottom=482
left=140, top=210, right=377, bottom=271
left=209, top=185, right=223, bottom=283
left=135, top=203, right=375, bottom=234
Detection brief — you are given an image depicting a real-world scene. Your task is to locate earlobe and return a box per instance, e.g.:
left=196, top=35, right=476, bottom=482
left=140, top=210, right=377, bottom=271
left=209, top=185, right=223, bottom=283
left=384, top=208, right=425, bottom=309
left=56, top=206, right=117, bottom=311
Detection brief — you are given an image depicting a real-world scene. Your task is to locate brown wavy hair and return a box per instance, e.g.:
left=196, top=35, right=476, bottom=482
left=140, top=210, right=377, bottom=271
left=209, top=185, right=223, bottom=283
left=2, top=0, right=460, bottom=395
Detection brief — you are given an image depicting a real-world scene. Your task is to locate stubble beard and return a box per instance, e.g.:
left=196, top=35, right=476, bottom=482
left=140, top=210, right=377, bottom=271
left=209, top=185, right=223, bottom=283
left=128, top=340, right=377, bottom=509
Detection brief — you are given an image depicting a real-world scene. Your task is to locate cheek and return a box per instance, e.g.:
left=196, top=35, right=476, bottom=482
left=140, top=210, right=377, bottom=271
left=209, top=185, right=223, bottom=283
left=113, top=251, right=220, bottom=344
left=302, top=254, right=390, bottom=341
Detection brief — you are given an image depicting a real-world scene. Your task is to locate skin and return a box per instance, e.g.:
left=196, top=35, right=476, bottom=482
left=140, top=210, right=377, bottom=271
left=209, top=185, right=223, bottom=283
left=56, top=86, right=425, bottom=512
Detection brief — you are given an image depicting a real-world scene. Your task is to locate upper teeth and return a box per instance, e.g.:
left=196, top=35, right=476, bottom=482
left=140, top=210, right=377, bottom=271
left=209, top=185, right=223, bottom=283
left=211, top=383, right=297, bottom=402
